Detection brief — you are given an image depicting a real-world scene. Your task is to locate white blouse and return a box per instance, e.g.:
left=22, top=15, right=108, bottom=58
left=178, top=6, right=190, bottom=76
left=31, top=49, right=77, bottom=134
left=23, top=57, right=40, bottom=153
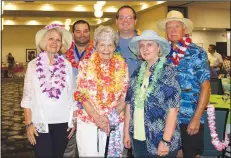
left=21, top=58, right=76, bottom=133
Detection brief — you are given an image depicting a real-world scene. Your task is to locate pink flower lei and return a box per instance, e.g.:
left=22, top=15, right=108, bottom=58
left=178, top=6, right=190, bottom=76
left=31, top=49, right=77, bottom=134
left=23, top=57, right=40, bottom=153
left=207, top=104, right=230, bottom=151
left=36, top=51, right=66, bottom=99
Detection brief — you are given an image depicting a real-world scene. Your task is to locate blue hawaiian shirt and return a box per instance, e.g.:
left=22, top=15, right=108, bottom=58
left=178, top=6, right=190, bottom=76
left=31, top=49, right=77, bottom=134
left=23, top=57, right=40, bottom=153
left=126, top=61, right=181, bottom=155
left=166, top=43, right=210, bottom=124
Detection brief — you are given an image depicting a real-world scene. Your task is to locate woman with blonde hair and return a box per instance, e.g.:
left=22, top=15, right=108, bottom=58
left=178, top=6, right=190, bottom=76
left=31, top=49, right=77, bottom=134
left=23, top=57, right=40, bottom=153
left=21, top=24, right=77, bottom=158
left=74, top=25, right=129, bottom=157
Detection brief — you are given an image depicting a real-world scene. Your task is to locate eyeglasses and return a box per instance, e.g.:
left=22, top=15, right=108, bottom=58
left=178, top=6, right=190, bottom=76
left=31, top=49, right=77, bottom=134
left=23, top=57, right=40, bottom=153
left=118, top=15, right=134, bottom=21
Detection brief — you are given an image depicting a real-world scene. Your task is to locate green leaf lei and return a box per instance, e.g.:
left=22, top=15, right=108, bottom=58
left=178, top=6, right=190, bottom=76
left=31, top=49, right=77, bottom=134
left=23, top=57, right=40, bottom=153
left=134, top=57, right=166, bottom=109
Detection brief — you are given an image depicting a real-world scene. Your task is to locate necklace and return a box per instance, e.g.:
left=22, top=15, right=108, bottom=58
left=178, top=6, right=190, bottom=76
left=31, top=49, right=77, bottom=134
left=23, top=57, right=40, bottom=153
left=134, top=57, right=165, bottom=108
left=36, top=51, right=66, bottom=99
left=169, top=34, right=192, bottom=65
left=66, top=40, right=94, bottom=68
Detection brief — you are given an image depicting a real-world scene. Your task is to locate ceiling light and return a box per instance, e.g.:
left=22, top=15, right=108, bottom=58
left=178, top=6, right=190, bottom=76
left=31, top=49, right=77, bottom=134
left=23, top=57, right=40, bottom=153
left=203, top=28, right=206, bottom=30
left=156, top=1, right=165, bottom=5
left=40, top=4, right=54, bottom=11
left=141, top=3, right=148, bottom=10
left=2, top=18, right=4, bottom=30
left=97, top=1, right=106, bottom=6
left=94, top=4, right=102, bottom=11
left=4, top=20, right=15, bottom=25
left=105, top=6, right=117, bottom=12
left=65, top=25, right=70, bottom=31
left=94, top=10, right=103, bottom=18
left=65, top=18, right=72, bottom=25
left=27, top=20, right=39, bottom=25
left=73, top=5, right=86, bottom=12
left=4, top=3, right=17, bottom=10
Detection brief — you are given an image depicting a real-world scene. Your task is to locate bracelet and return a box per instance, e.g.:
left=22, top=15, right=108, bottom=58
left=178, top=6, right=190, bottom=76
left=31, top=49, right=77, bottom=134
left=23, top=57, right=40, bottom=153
left=25, top=122, right=33, bottom=129
left=161, top=138, right=171, bottom=147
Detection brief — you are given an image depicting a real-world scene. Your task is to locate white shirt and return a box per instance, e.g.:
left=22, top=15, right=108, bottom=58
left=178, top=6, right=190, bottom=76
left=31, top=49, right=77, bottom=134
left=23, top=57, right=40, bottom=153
left=21, top=58, right=76, bottom=133
left=207, top=52, right=223, bottom=71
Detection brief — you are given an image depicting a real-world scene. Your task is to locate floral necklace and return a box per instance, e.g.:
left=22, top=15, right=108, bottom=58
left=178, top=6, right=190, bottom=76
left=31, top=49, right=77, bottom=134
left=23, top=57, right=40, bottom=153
left=36, top=51, right=66, bottom=99
left=168, top=34, right=192, bottom=65
left=66, top=40, right=94, bottom=68
left=207, top=104, right=230, bottom=151
left=134, top=57, right=165, bottom=108
left=94, top=53, right=116, bottom=109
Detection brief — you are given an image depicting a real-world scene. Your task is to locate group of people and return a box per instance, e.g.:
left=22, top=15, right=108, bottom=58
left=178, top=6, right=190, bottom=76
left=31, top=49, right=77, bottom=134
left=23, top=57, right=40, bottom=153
left=207, top=44, right=230, bottom=78
left=21, top=5, right=211, bottom=158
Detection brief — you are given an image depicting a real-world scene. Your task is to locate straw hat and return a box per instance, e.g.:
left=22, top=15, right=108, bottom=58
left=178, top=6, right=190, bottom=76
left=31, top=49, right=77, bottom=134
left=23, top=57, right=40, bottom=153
left=35, top=23, right=72, bottom=53
left=157, top=10, right=193, bottom=33
left=129, top=30, right=170, bottom=56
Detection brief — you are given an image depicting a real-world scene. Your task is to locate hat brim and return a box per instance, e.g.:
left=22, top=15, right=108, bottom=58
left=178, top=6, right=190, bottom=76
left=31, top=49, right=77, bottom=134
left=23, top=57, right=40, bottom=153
left=129, top=35, right=170, bottom=57
left=35, top=27, right=72, bottom=53
left=157, top=18, right=193, bottom=33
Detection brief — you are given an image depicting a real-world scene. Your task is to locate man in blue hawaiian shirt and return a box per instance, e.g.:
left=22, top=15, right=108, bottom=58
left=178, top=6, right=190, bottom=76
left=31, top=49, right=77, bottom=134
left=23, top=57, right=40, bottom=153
left=115, top=5, right=142, bottom=77
left=157, top=10, right=210, bottom=158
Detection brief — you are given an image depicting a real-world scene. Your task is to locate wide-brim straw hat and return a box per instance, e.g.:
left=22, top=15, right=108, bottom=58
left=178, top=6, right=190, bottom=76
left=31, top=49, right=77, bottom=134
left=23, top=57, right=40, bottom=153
left=129, top=30, right=170, bottom=56
left=35, top=23, right=72, bottom=52
left=157, top=10, right=193, bottom=33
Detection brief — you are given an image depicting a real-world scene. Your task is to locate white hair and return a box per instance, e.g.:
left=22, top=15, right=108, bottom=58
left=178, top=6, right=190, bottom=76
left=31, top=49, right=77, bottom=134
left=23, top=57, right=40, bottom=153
left=94, top=25, right=119, bottom=47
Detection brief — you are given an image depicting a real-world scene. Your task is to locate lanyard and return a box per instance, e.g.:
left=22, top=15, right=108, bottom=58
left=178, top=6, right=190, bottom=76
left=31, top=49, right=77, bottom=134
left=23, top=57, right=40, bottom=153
left=75, top=46, right=86, bottom=60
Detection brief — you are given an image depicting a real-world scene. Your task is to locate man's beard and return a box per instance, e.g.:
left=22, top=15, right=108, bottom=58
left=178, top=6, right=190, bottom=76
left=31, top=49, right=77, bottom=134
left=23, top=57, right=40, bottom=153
left=74, top=38, right=90, bottom=47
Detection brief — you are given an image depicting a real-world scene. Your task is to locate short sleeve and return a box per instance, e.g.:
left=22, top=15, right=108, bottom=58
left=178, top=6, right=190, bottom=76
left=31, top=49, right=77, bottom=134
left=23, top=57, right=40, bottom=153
left=196, top=49, right=211, bottom=83
left=21, top=62, right=34, bottom=108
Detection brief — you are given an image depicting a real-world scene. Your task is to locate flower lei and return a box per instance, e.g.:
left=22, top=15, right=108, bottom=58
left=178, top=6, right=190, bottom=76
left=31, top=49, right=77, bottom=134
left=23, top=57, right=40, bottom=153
left=134, top=57, right=165, bottom=108
left=169, top=34, right=192, bottom=65
left=106, top=108, right=121, bottom=157
left=36, top=51, right=66, bottom=99
left=207, top=104, right=230, bottom=151
left=66, top=40, right=94, bottom=68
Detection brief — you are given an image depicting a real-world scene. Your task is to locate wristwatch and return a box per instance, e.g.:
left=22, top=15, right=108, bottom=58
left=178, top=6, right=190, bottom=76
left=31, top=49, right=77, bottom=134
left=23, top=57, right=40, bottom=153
left=161, top=138, right=171, bottom=147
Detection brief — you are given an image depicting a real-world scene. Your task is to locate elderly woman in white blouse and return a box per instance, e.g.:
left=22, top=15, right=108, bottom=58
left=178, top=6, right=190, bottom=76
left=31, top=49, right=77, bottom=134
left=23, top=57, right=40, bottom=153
left=21, top=24, right=77, bottom=158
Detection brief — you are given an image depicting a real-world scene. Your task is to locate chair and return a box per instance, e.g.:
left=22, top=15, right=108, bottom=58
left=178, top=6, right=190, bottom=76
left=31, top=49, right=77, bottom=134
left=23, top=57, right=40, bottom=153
left=210, top=78, right=224, bottom=95
left=201, top=107, right=229, bottom=157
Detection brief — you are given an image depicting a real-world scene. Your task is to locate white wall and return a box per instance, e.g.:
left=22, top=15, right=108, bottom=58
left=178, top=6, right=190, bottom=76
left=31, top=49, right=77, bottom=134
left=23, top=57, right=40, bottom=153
left=192, top=30, right=229, bottom=55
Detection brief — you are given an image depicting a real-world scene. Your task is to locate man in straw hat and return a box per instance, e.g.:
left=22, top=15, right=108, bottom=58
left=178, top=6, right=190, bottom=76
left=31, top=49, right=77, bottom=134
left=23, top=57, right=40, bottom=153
left=157, top=10, right=211, bottom=158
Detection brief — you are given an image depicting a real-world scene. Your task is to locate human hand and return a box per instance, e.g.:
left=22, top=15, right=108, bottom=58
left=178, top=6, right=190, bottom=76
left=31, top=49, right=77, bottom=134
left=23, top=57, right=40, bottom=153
left=156, top=141, right=169, bottom=156
left=26, top=125, right=39, bottom=145
left=187, top=118, right=200, bottom=135
left=123, top=132, right=131, bottom=149
left=95, top=115, right=110, bottom=135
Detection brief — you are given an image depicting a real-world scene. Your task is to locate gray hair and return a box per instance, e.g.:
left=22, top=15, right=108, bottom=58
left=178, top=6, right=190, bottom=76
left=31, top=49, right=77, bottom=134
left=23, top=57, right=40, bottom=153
left=94, top=25, right=119, bottom=47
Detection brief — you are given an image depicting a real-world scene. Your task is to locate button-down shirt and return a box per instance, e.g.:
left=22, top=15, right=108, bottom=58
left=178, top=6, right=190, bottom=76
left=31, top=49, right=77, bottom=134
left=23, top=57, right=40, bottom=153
left=166, top=43, right=210, bottom=124
left=126, top=61, right=181, bottom=155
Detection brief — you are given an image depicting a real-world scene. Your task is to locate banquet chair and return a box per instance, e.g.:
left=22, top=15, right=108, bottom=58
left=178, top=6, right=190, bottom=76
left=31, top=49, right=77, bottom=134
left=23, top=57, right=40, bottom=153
left=210, top=78, right=224, bottom=95
left=201, top=107, right=229, bottom=157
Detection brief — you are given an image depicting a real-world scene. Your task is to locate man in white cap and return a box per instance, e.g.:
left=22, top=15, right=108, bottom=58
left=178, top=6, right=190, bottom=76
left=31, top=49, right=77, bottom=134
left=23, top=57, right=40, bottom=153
left=157, top=10, right=211, bottom=158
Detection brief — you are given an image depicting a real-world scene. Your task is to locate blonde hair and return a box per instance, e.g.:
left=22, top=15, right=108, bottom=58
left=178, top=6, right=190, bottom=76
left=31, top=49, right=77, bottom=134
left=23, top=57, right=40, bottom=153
left=37, top=28, right=68, bottom=53
left=94, top=25, right=119, bottom=47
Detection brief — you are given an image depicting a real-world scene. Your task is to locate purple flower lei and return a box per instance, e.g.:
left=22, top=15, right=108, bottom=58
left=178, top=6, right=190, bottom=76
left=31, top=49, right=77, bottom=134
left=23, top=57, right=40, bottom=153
left=36, top=51, right=66, bottom=99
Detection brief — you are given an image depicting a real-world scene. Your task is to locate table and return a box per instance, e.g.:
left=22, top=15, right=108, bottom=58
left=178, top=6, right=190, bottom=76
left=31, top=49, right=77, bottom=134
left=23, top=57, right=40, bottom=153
left=210, top=94, right=230, bottom=124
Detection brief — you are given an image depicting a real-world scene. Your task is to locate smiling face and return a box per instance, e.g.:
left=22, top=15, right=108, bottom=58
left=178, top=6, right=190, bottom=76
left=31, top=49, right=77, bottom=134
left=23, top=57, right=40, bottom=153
left=45, top=29, right=62, bottom=54
left=73, top=23, right=90, bottom=46
left=166, top=20, right=186, bottom=43
left=139, top=40, right=160, bottom=64
left=96, top=40, right=116, bottom=61
left=116, top=8, right=136, bottom=33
